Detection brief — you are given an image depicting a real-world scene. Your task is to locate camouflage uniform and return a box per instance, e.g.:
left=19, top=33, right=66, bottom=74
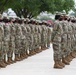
left=74, top=22, right=76, bottom=54
left=71, top=22, right=76, bottom=57
left=20, top=24, right=28, bottom=58
left=0, top=22, right=7, bottom=67
left=74, top=23, right=76, bottom=51
left=51, top=20, right=63, bottom=61
left=41, top=25, right=47, bottom=50
left=4, top=23, right=11, bottom=58
left=47, top=27, right=52, bottom=48
left=34, top=25, right=39, bottom=51
left=9, top=23, right=16, bottom=58
left=51, top=20, right=66, bottom=68
left=37, top=25, right=42, bottom=52
left=67, top=22, right=73, bottom=56
left=15, top=23, right=22, bottom=58
left=61, top=20, right=71, bottom=65
left=60, top=21, right=68, bottom=58
left=44, top=25, right=48, bottom=49
left=25, top=24, right=33, bottom=55
left=29, top=24, right=34, bottom=51
left=0, top=23, right=4, bottom=61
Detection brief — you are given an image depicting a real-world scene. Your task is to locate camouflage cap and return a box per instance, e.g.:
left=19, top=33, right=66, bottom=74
left=26, top=18, right=30, bottom=22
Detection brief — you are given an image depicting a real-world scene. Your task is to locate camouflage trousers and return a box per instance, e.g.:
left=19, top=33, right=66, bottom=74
left=8, top=41, right=15, bottom=57
left=20, top=38, right=28, bottom=54
left=53, top=42, right=62, bottom=61
left=61, top=34, right=68, bottom=58
left=0, top=42, right=4, bottom=60
left=72, top=34, right=76, bottom=51
left=4, top=41, right=10, bottom=58
left=15, top=39, right=21, bottom=55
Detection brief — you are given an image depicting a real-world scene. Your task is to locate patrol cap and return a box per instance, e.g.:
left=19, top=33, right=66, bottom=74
left=25, top=18, right=30, bottom=22
left=56, top=12, right=61, bottom=15
left=39, top=20, right=42, bottom=23
left=21, top=17, right=25, bottom=20
left=42, top=20, right=47, bottom=23
left=15, top=17, right=20, bottom=20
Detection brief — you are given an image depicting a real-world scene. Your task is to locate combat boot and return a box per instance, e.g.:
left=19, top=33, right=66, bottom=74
left=54, top=60, right=64, bottom=69
left=59, top=60, right=65, bottom=67
left=74, top=50, right=76, bottom=54
left=6, top=57, right=14, bottom=65
left=14, top=54, right=21, bottom=61
left=33, top=49, right=37, bottom=55
left=71, top=51, right=76, bottom=58
left=42, top=45, right=46, bottom=50
left=39, top=48, right=42, bottom=52
left=65, top=55, right=72, bottom=62
left=74, top=51, right=76, bottom=55
left=69, top=53, right=74, bottom=59
left=41, top=46, right=45, bottom=50
left=66, top=53, right=74, bottom=62
left=74, top=51, right=76, bottom=57
left=28, top=50, right=33, bottom=56
left=34, top=48, right=40, bottom=53
left=0, top=60, right=7, bottom=68
left=47, top=44, right=50, bottom=49
left=21, top=52, right=28, bottom=59
left=34, top=48, right=38, bottom=53
left=24, top=52, right=28, bottom=58
left=37, top=48, right=42, bottom=53
left=20, top=53, right=24, bottom=60
left=4, top=56, right=8, bottom=64
left=44, top=46, right=47, bottom=50
left=29, top=50, right=36, bottom=56
left=62, top=57, right=70, bottom=65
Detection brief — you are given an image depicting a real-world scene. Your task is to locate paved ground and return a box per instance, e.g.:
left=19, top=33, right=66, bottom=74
left=0, top=44, right=76, bottom=75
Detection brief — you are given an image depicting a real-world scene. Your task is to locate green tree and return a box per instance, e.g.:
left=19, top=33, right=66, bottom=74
left=0, top=0, right=75, bottom=18
left=0, top=0, right=9, bottom=13
left=63, top=0, right=75, bottom=13
left=6, top=0, right=41, bottom=18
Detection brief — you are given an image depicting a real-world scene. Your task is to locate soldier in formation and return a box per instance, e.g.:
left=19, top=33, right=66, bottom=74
left=0, top=15, right=52, bottom=68
left=52, top=12, right=76, bottom=69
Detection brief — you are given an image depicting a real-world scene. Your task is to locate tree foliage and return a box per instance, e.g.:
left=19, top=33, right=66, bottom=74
left=0, top=0, right=75, bottom=18
left=0, top=0, right=9, bottom=13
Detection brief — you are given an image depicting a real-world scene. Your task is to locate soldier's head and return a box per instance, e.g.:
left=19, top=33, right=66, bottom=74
left=24, top=18, right=30, bottom=24
left=42, top=20, right=46, bottom=25
left=31, top=18, right=36, bottom=24
left=21, top=17, right=24, bottom=23
left=2, top=16, right=9, bottom=23
left=38, top=20, right=42, bottom=25
left=71, top=17, right=76, bottom=23
left=15, top=17, right=20, bottom=23
left=9, top=17, right=15, bottom=23
left=63, top=15, right=69, bottom=21
left=36, top=20, right=40, bottom=25
left=55, top=12, right=61, bottom=20
left=58, top=15, right=64, bottom=21
left=67, top=17, right=71, bottom=22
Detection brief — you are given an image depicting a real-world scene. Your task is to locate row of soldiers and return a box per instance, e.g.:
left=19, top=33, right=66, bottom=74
left=0, top=17, right=52, bottom=68
left=0, top=15, right=51, bottom=27
left=52, top=14, right=76, bottom=69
